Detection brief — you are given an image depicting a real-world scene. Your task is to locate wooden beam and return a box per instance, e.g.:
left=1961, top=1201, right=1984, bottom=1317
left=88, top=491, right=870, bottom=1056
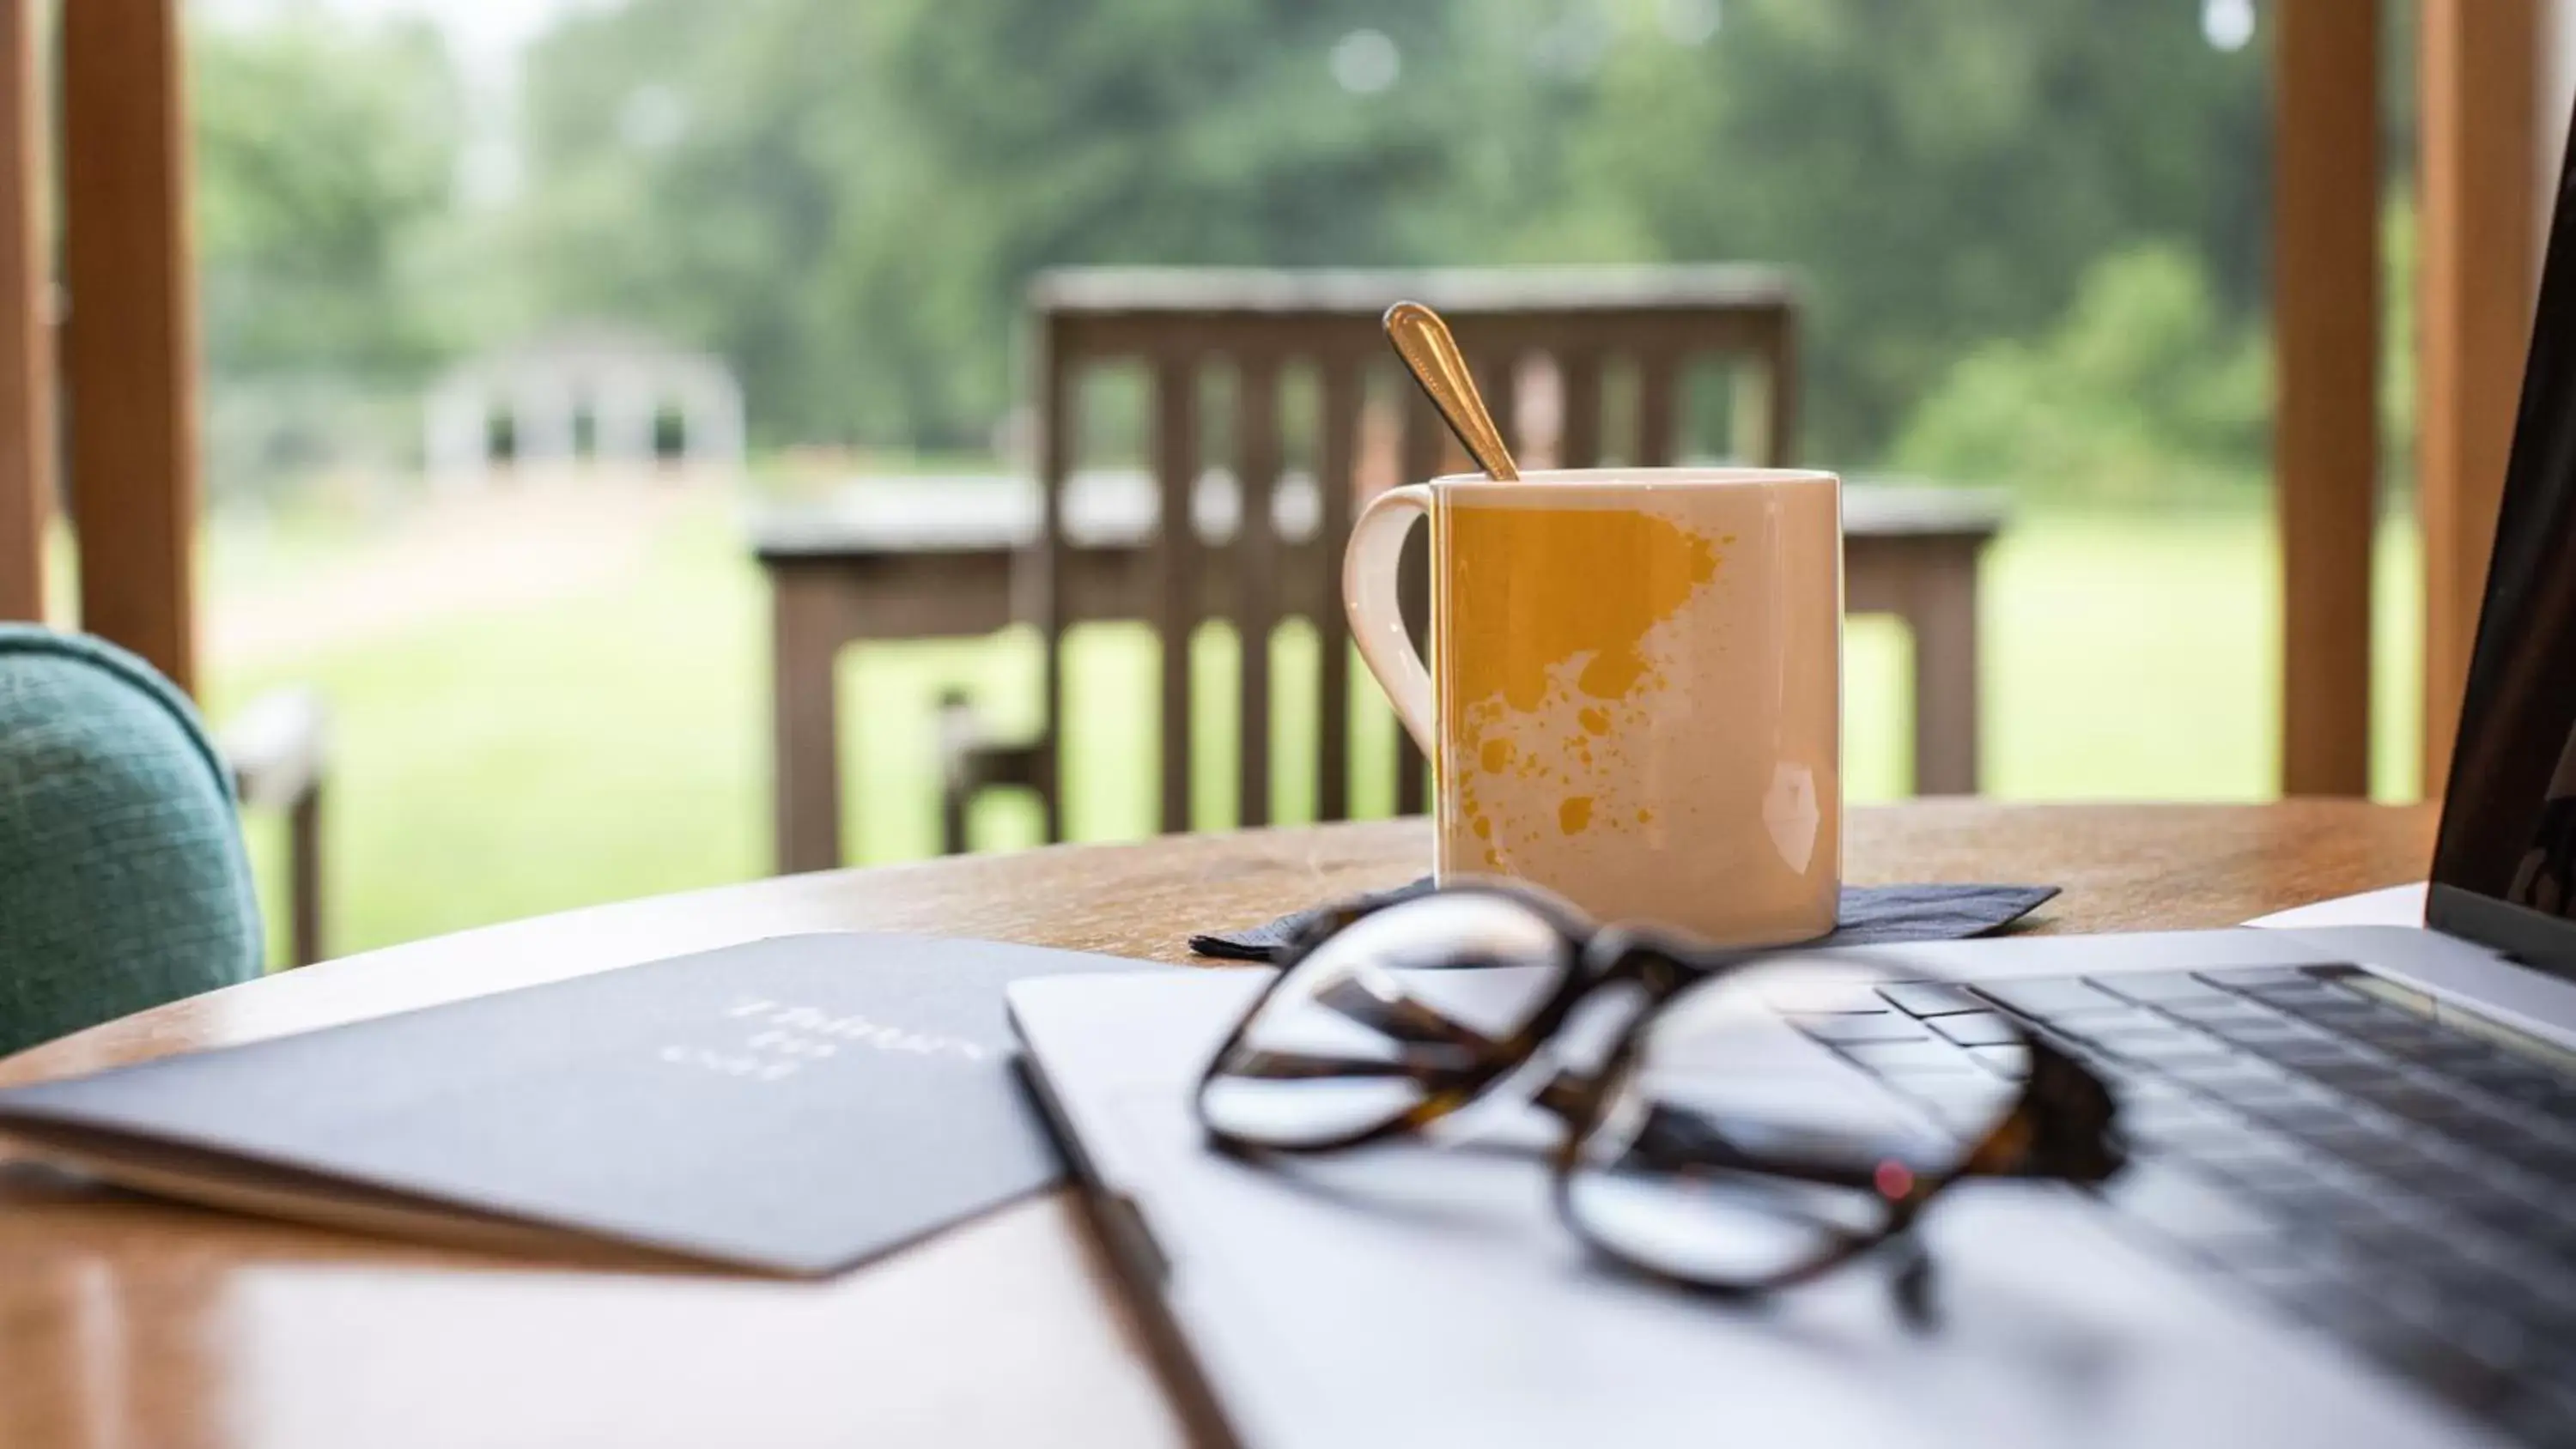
left=2272, top=0, right=2380, bottom=797
left=60, top=0, right=197, bottom=691
left=2420, top=0, right=2538, bottom=794
left=0, top=0, right=49, bottom=623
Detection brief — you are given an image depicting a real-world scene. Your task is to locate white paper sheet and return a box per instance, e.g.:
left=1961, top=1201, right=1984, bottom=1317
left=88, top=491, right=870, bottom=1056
left=2244, top=882, right=2427, bottom=930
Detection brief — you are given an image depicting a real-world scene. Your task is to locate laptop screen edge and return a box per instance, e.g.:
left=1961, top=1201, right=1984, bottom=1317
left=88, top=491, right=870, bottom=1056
left=2422, top=89, right=2576, bottom=979
left=2427, top=882, right=2576, bottom=975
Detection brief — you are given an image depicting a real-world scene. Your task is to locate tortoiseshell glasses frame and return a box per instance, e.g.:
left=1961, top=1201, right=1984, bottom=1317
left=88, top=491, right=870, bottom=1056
left=1194, top=883, right=2125, bottom=1296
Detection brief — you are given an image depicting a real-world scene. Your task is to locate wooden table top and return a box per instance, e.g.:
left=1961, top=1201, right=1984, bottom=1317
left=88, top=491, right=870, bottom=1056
left=0, top=801, right=2434, bottom=1449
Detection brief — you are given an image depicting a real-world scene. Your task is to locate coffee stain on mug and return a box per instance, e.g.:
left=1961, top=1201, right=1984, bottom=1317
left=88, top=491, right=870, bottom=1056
left=1449, top=509, right=1717, bottom=714
left=1446, top=506, right=1720, bottom=865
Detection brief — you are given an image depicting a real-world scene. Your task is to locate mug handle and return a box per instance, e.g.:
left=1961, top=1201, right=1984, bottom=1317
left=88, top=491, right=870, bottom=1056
left=1343, top=485, right=1437, bottom=756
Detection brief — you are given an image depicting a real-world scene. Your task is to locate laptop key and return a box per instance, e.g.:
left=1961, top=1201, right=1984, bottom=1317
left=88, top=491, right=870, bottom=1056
left=1969, top=977, right=2132, bottom=1021
left=2327, top=1208, right=2451, bottom=1268
left=2153, top=1055, right=2300, bottom=1094
left=1965, top=1045, right=2029, bottom=1079
left=2277, top=1003, right=2391, bottom=1040
left=2222, top=1252, right=2346, bottom=1302
left=2438, top=1216, right=2576, bottom=1287
left=1914, top=1091, right=2019, bottom=1138
left=2093, top=1032, right=2245, bottom=1069
left=2194, top=967, right=2323, bottom=991
left=2494, top=1376, right=2576, bottom=1449
left=2520, top=1135, right=2576, bottom=1174
left=2445, top=1056, right=2576, bottom=1102
left=2278, top=1119, right=2437, bottom=1176
left=2404, top=1038, right=2521, bottom=1073
left=2451, top=1193, right=2567, bottom=1244
left=2158, top=997, right=2278, bottom=1027
left=2111, top=1075, right=2190, bottom=1103
left=1929, top=1012, right=2022, bottom=1047
left=2117, top=1095, right=2240, bottom=1138
left=1875, top=982, right=1984, bottom=1017
left=2233, top=1095, right=2361, bottom=1136
left=2486, top=1258, right=2576, bottom=1335
left=1793, top=1014, right=1933, bottom=1045
left=2044, top=1005, right=2184, bottom=1038
left=2339, top=1018, right=2464, bottom=1054
left=2239, top=1035, right=2382, bottom=1072
left=2360, top=1319, right=2530, bottom=1414
left=1762, top=980, right=1890, bottom=1015
left=1836, top=1040, right=1984, bottom=1076
left=2178, top=1082, right=2347, bottom=1131
left=2227, top=1174, right=2396, bottom=1231
left=2240, top=980, right=2370, bottom=1011
left=2300, top=1058, right=2409, bottom=1094
left=2201, top=1016, right=2337, bottom=1048
left=2167, top=1133, right=2316, bottom=1185
left=2099, top=1164, right=2283, bottom=1250
left=2264, top=994, right=2393, bottom=1028
left=2349, top=1082, right=2487, bottom=1131
left=2264, top=1277, right=2433, bottom=1361
left=2087, top=972, right=2238, bottom=1006
left=2442, top=1114, right=2571, bottom=1164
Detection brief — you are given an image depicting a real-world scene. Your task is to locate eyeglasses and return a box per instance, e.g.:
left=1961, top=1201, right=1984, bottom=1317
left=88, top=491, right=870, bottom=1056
left=1195, top=883, right=2125, bottom=1296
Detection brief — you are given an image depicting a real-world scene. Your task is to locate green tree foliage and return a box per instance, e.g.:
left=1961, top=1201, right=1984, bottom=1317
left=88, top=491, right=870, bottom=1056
left=1567, top=0, right=2267, bottom=461
left=509, top=0, right=1564, bottom=448
left=506, top=1, right=897, bottom=441
left=1891, top=245, right=2268, bottom=503
left=191, top=11, right=464, bottom=379
left=193, top=0, right=2281, bottom=483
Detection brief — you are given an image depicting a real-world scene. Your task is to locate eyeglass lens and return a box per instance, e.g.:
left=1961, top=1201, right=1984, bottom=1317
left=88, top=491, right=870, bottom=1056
left=1200, top=892, right=1576, bottom=1148
left=1563, top=961, right=2020, bottom=1287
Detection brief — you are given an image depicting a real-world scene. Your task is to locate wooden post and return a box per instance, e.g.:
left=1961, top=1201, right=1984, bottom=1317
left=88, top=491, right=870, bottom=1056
left=1312, top=350, right=1361, bottom=822
left=61, top=0, right=198, bottom=692
left=2419, top=0, right=2538, bottom=794
left=1152, top=352, right=1202, bottom=834
left=0, top=0, right=49, bottom=623
left=2271, top=0, right=2380, bottom=797
left=1233, top=353, right=1282, bottom=828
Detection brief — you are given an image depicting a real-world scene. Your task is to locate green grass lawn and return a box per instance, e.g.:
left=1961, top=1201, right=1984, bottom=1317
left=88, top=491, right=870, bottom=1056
left=207, top=497, right=2424, bottom=964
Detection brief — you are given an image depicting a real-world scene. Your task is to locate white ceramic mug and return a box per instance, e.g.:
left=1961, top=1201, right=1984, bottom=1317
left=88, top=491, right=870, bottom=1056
left=1343, top=467, right=1844, bottom=945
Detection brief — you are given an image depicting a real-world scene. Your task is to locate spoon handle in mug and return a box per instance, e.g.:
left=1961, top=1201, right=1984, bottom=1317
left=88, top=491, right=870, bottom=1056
left=1384, top=302, right=1520, bottom=482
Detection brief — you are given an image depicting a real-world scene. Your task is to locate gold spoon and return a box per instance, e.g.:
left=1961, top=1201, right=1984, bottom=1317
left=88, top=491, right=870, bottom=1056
left=1383, top=300, right=1520, bottom=481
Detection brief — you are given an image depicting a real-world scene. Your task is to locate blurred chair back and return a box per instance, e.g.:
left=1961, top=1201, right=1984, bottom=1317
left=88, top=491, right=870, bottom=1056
left=0, top=626, right=264, bottom=1056
left=942, top=264, right=1798, bottom=849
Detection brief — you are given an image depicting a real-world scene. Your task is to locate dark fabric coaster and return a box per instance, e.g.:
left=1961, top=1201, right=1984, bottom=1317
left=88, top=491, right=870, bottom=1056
left=1189, top=879, right=2060, bottom=963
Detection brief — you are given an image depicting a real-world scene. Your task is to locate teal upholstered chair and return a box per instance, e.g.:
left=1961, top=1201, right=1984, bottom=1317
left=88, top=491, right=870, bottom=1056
left=0, top=625, right=264, bottom=1058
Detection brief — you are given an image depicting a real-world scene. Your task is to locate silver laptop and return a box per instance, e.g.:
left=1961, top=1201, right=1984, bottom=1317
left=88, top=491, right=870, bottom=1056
left=1008, top=136, right=2576, bottom=1449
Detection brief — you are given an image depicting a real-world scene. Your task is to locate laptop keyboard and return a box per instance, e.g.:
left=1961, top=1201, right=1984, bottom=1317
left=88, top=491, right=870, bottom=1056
left=1795, top=965, right=2576, bottom=1447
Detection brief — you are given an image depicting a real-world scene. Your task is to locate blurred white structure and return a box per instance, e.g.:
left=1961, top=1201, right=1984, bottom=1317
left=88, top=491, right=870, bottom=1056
left=422, top=325, right=745, bottom=488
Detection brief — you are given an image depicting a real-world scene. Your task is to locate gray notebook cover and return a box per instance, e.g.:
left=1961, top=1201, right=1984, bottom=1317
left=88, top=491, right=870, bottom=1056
left=0, top=932, right=1163, bottom=1276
